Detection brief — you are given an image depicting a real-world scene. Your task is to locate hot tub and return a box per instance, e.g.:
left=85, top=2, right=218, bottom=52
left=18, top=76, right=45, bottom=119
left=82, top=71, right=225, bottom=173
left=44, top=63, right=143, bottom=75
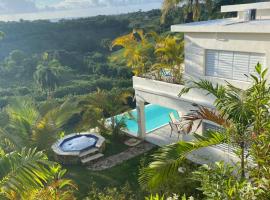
left=52, top=132, right=105, bottom=165
left=59, top=134, right=98, bottom=152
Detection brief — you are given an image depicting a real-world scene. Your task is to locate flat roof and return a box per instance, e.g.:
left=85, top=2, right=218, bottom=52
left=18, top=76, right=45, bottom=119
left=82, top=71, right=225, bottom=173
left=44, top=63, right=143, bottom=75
left=221, top=2, right=270, bottom=13
left=171, top=18, right=270, bottom=34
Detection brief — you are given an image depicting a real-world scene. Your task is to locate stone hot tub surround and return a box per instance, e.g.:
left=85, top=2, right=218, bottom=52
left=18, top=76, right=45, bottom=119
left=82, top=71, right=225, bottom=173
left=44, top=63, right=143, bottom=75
left=52, top=132, right=105, bottom=165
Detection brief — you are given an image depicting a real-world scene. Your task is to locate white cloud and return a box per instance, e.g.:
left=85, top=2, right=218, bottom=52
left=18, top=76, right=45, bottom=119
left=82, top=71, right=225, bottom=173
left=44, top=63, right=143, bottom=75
left=0, top=0, right=162, bottom=20
left=51, top=0, right=162, bottom=9
left=0, top=0, right=38, bottom=14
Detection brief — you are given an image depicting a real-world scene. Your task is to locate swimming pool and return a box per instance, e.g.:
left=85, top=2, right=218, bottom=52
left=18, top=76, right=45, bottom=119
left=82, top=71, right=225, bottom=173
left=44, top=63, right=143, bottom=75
left=116, top=104, right=179, bottom=136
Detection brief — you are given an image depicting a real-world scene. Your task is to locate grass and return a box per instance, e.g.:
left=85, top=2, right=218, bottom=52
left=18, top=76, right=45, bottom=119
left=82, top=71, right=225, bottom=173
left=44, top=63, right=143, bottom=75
left=102, top=134, right=130, bottom=157
left=64, top=134, right=201, bottom=199
left=66, top=148, right=156, bottom=199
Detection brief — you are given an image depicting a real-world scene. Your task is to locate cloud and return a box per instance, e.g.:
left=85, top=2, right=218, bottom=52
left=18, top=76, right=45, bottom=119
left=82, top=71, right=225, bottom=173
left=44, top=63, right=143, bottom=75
left=0, top=0, right=162, bottom=15
left=0, top=0, right=38, bottom=14
left=51, top=0, right=162, bottom=9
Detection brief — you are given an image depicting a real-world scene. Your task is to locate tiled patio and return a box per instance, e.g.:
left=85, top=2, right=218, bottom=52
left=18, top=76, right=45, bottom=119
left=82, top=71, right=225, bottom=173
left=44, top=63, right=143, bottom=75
left=145, top=124, right=240, bottom=165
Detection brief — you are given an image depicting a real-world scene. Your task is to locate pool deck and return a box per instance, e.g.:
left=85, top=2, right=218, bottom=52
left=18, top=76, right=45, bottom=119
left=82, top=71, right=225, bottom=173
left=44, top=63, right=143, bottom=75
left=145, top=125, right=241, bottom=165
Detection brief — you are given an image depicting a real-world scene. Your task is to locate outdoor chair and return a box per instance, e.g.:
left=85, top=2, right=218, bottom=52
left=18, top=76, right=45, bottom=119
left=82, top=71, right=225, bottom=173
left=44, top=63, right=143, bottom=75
left=169, top=112, right=181, bottom=125
left=169, top=121, right=190, bottom=139
left=169, top=122, right=181, bottom=138
left=161, top=69, right=173, bottom=82
left=177, top=111, right=182, bottom=119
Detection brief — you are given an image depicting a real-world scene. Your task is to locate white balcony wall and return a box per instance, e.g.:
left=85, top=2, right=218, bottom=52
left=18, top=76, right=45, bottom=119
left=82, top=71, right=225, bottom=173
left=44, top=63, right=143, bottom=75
left=133, top=76, right=215, bottom=109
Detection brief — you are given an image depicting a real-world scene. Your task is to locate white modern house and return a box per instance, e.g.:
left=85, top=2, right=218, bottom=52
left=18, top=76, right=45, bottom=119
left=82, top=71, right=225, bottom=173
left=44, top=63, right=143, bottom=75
left=133, top=2, right=270, bottom=163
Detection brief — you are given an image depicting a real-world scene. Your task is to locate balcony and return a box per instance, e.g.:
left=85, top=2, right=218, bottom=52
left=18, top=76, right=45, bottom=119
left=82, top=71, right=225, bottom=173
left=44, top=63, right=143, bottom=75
left=133, top=76, right=215, bottom=111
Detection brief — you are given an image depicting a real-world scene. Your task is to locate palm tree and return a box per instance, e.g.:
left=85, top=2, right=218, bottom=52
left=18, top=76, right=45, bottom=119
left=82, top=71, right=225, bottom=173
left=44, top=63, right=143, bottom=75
left=0, top=148, right=76, bottom=199
left=161, top=0, right=213, bottom=23
left=34, top=52, right=69, bottom=99
left=153, top=35, right=184, bottom=83
left=26, top=166, right=77, bottom=200
left=0, top=148, right=52, bottom=197
left=111, top=29, right=155, bottom=76
left=140, top=63, right=270, bottom=189
left=3, top=97, right=80, bottom=151
left=79, top=89, right=133, bottom=137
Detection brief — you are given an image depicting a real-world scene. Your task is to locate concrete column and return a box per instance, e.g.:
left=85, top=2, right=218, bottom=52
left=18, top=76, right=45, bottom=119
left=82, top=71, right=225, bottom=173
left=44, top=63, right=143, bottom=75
left=136, top=100, right=146, bottom=139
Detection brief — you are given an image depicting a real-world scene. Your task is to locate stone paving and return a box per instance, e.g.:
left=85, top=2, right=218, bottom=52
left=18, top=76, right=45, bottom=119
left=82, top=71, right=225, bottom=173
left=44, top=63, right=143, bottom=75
left=88, top=141, right=155, bottom=171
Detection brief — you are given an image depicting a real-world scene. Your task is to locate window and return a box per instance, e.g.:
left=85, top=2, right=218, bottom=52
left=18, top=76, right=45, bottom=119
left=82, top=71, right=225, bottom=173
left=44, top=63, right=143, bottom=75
left=203, top=122, right=221, bottom=132
left=202, top=121, right=223, bottom=136
left=205, top=50, right=265, bottom=81
left=251, top=9, right=256, bottom=20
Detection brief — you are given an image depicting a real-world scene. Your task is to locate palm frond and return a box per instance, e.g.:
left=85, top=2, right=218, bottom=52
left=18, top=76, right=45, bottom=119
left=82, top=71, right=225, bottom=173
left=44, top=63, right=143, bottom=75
left=139, top=130, right=226, bottom=189
left=0, top=148, right=54, bottom=196
left=161, top=0, right=180, bottom=23
left=179, top=79, right=226, bottom=99
left=183, top=106, right=229, bottom=132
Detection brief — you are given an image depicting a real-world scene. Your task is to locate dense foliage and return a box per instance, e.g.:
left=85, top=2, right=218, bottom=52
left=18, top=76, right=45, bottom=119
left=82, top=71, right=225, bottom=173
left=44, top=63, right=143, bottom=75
left=0, top=0, right=268, bottom=199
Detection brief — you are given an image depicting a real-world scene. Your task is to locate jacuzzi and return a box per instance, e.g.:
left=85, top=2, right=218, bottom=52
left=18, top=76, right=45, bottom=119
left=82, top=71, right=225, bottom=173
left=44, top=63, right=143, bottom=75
left=59, top=134, right=98, bottom=152
left=52, top=132, right=105, bottom=165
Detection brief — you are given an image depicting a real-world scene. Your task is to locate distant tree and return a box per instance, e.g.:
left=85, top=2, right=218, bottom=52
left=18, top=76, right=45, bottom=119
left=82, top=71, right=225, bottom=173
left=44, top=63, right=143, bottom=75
left=1, top=50, right=27, bottom=79
left=84, top=52, right=106, bottom=74
left=34, top=52, right=70, bottom=99
left=161, top=0, right=213, bottom=23
left=100, top=38, right=112, bottom=51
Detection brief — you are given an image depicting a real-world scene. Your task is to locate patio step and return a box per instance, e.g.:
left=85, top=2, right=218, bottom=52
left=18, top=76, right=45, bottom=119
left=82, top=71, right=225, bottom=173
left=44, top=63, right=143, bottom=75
left=79, top=148, right=99, bottom=159
left=81, top=153, right=104, bottom=165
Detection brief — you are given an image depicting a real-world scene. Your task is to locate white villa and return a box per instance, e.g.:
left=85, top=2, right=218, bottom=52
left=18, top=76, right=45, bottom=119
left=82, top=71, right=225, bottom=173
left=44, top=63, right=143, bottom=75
left=133, top=2, right=270, bottom=164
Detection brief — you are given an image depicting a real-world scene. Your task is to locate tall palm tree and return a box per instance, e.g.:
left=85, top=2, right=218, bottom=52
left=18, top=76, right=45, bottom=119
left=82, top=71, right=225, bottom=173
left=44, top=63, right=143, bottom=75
left=111, top=30, right=155, bottom=76
left=153, top=35, right=184, bottom=83
left=140, top=63, right=270, bottom=189
left=161, top=0, right=213, bottom=23
left=3, top=97, right=80, bottom=151
left=34, top=52, right=69, bottom=99
left=79, top=89, right=133, bottom=137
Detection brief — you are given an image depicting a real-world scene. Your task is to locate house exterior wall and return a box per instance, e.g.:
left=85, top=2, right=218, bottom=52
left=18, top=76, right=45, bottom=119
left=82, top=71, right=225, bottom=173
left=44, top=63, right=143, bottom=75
left=256, top=9, right=270, bottom=19
left=238, top=9, right=270, bottom=20
left=184, top=32, right=270, bottom=89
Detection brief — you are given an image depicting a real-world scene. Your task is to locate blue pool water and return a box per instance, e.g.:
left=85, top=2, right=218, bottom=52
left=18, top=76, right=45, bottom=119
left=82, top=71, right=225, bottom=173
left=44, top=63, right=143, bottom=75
left=116, top=104, right=179, bottom=135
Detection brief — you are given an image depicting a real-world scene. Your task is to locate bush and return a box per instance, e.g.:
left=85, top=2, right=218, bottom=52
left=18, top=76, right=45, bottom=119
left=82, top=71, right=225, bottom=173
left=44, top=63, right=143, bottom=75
left=85, top=182, right=135, bottom=200
left=16, top=87, right=31, bottom=95
left=54, top=78, right=115, bottom=98
left=0, top=97, right=8, bottom=108
left=0, top=88, right=14, bottom=97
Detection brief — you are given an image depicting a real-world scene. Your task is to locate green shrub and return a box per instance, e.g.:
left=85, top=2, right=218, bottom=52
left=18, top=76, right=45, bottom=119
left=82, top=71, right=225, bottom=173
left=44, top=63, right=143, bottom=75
left=85, top=182, right=135, bottom=200
left=16, top=87, right=31, bottom=95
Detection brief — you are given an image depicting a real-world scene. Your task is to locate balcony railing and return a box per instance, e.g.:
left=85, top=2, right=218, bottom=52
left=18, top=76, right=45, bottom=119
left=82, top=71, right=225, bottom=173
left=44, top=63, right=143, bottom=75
left=133, top=76, right=215, bottom=108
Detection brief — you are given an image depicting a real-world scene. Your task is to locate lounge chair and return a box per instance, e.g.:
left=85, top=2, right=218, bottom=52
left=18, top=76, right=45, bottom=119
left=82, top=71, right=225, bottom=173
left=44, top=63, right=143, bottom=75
left=169, top=121, right=190, bottom=139
left=169, top=112, right=181, bottom=125
left=177, top=111, right=182, bottom=119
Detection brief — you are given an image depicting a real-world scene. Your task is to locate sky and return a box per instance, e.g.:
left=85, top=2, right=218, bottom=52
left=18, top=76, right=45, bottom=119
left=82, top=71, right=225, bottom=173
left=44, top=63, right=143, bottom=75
left=0, top=0, right=163, bottom=21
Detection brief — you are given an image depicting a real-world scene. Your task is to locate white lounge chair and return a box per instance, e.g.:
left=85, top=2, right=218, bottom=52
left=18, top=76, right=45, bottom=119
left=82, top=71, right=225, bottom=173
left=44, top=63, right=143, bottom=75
left=169, top=112, right=179, bottom=123
left=177, top=111, right=182, bottom=119
left=169, top=121, right=189, bottom=139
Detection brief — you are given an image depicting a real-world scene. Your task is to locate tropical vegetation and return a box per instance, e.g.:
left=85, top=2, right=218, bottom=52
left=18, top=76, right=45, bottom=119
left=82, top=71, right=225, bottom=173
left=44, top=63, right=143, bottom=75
left=112, top=30, right=184, bottom=83
left=0, top=0, right=268, bottom=199
left=140, top=63, right=270, bottom=199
